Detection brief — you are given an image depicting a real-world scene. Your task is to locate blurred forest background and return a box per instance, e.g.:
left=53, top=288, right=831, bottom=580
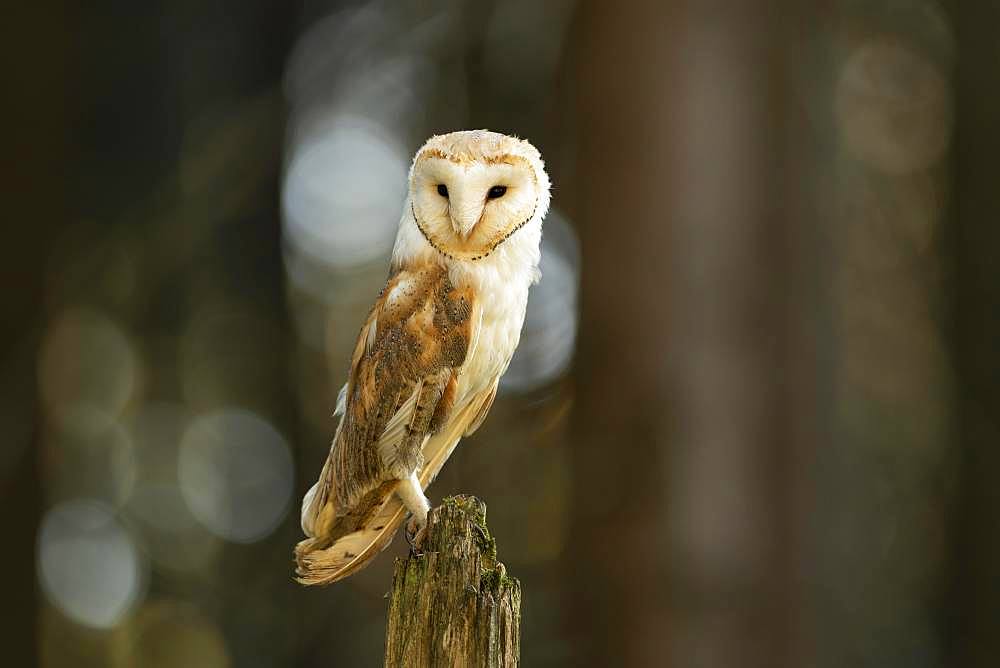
left=3, top=0, right=998, bottom=666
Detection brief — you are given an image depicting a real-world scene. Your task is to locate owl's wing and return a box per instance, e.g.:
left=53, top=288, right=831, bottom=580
left=295, top=265, right=493, bottom=585
left=464, top=377, right=498, bottom=437
left=294, top=386, right=497, bottom=585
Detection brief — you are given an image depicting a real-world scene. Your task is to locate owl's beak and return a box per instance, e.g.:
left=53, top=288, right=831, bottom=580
left=449, top=201, right=482, bottom=240
left=450, top=216, right=476, bottom=239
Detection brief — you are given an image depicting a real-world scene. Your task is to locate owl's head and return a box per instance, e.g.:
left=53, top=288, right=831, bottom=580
left=406, top=130, right=550, bottom=262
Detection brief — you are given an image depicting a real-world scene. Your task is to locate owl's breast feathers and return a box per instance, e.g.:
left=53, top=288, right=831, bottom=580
left=294, top=262, right=499, bottom=585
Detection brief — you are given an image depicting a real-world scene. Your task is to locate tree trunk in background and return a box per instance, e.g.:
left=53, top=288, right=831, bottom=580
left=566, top=1, right=809, bottom=666
left=809, top=5, right=957, bottom=666
left=1, top=2, right=70, bottom=664
left=950, top=2, right=1000, bottom=666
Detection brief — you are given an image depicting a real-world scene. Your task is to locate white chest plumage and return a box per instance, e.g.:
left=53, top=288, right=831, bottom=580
left=453, top=261, right=532, bottom=402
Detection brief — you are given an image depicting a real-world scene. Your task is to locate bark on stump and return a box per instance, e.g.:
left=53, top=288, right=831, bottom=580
left=384, top=495, right=521, bottom=667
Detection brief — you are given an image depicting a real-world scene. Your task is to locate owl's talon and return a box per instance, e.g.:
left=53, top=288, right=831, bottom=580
left=405, top=515, right=427, bottom=555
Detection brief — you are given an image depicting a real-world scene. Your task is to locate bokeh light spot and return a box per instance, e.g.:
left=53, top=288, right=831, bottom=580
left=45, top=405, right=136, bottom=506
left=124, top=403, right=225, bottom=573
left=178, top=409, right=294, bottom=544
left=835, top=40, right=950, bottom=174
left=282, top=117, right=407, bottom=270
left=38, top=308, right=138, bottom=423
left=38, top=499, right=145, bottom=629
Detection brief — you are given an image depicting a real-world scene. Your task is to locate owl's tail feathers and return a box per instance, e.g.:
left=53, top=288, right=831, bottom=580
left=299, top=453, right=334, bottom=539
left=294, top=420, right=410, bottom=586
left=294, top=481, right=405, bottom=586
left=294, top=392, right=490, bottom=586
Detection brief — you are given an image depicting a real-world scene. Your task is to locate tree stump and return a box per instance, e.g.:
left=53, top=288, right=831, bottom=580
left=384, top=495, right=521, bottom=667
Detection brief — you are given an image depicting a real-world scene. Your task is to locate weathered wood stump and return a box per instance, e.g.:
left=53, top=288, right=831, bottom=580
left=384, top=495, right=521, bottom=667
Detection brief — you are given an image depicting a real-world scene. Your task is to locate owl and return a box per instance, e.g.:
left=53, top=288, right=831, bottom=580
left=295, top=130, right=551, bottom=585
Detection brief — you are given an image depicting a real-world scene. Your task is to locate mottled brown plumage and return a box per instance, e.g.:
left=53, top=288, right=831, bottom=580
left=339, top=265, right=473, bottom=506
left=294, top=263, right=487, bottom=583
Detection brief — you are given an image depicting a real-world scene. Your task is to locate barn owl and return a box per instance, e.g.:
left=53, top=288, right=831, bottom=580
left=294, top=130, right=551, bottom=585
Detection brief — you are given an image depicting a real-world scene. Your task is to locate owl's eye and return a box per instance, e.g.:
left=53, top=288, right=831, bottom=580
left=487, top=185, right=507, bottom=199
left=436, top=184, right=449, bottom=198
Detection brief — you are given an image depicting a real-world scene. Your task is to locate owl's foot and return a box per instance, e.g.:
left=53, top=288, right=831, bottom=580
left=404, top=515, right=427, bottom=555
left=398, top=471, right=430, bottom=555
